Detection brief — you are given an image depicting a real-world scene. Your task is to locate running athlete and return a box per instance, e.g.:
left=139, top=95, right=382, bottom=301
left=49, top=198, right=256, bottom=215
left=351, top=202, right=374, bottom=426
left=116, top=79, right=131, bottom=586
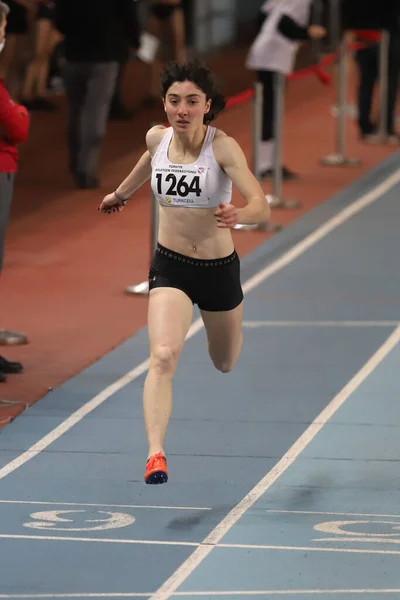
left=99, top=60, right=270, bottom=484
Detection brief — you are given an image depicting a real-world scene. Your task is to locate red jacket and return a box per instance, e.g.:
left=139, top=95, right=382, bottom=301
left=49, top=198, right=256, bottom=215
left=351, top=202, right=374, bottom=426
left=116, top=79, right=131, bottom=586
left=0, top=79, right=30, bottom=173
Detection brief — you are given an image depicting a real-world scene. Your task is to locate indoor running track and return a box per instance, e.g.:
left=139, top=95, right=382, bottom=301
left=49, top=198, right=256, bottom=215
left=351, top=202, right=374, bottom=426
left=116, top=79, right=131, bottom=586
left=0, top=153, right=400, bottom=599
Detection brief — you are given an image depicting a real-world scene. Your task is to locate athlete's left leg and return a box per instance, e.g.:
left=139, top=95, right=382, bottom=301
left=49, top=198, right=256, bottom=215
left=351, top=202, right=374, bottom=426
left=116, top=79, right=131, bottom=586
left=200, top=302, right=243, bottom=373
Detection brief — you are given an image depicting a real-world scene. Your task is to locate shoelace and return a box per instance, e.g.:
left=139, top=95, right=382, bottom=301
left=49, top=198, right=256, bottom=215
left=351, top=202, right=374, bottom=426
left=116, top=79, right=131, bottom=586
left=148, top=454, right=166, bottom=469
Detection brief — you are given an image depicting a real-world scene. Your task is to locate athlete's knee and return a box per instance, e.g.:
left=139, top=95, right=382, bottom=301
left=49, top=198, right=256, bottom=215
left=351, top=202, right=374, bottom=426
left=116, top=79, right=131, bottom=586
left=151, top=344, right=179, bottom=375
left=212, top=357, right=236, bottom=374
left=210, top=335, right=242, bottom=373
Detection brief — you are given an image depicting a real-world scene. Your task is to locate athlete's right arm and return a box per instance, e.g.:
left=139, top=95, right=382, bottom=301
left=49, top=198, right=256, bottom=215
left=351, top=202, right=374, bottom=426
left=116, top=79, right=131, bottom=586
left=115, top=150, right=152, bottom=200
left=99, top=126, right=167, bottom=213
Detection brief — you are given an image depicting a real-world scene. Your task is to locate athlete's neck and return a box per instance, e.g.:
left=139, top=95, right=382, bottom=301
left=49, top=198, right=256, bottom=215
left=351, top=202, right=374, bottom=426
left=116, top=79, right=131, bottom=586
left=172, top=125, right=208, bottom=155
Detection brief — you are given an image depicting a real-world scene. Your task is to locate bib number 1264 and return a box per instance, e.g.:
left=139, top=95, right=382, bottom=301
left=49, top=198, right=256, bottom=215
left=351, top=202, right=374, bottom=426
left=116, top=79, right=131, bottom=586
left=156, top=173, right=201, bottom=198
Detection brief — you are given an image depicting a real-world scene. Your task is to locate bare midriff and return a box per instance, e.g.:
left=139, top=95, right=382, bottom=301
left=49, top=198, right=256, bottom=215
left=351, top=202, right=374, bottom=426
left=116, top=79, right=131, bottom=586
left=157, top=205, right=234, bottom=258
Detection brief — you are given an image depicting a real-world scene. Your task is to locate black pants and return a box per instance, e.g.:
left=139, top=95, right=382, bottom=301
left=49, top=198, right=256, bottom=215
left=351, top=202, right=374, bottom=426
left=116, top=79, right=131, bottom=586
left=64, top=62, right=118, bottom=177
left=257, top=70, right=275, bottom=141
left=109, top=61, right=127, bottom=114
left=355, top=41, right=400, bottom=135
left=0, top=172, right=15, bottom=273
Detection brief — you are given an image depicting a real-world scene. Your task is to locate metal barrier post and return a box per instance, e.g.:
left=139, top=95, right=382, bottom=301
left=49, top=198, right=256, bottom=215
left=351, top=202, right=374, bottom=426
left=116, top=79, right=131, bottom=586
left=266, top=72, right=301, bottom=210
left=125, top=191, right=159, bottom=296
left=377, top=30, right=390, bottom=141
left=321, top=38, right=360, bottom=166
left=235, top=81, right=282, bottom=232
left=252, top=81, right=263, bottom=179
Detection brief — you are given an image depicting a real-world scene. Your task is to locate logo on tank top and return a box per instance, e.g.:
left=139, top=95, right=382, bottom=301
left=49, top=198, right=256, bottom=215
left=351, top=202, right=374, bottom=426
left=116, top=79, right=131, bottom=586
left=154, top=164, right=209, bottom=206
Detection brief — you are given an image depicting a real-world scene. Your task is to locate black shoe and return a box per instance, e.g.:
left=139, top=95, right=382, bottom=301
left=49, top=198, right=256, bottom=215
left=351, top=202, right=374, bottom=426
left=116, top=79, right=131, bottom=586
left=360, top=132, right=381, bottom=144
left=0, top=355, right=23, bottom=373
left=359, top=122, right=376, bottom=137
left=261, top=166, right=300, bottom=181
left=0, top=370, right=6, bottom=382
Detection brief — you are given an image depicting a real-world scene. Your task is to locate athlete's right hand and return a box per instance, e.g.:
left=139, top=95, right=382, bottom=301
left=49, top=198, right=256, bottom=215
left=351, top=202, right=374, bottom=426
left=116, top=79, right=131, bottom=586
left=98, top=193, right=124, bottom=214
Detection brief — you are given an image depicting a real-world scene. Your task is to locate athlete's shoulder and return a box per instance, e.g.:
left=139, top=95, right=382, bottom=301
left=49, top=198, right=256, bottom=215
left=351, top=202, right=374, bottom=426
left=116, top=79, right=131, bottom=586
left=213, top=129, right=239, bottom=149
left=146, top=125, right=169, bottom=156
left=212, top=128, right=228, bottom=142
left=212, top=130, right=243, bottom=164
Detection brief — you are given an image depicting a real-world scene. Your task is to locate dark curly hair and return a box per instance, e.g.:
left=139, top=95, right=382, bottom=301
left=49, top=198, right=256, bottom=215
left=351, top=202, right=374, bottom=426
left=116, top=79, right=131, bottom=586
left=160, top=60, right=226, bottom=124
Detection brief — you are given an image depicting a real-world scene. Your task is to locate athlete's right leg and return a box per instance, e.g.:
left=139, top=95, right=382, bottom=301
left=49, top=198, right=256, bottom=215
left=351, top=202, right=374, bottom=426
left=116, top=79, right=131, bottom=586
left=143, top=287, right=193, bottom=462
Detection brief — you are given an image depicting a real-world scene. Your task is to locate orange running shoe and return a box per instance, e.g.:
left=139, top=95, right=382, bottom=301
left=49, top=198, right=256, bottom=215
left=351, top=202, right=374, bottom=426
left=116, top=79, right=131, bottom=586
left=144, top=453, right=168, bottom=484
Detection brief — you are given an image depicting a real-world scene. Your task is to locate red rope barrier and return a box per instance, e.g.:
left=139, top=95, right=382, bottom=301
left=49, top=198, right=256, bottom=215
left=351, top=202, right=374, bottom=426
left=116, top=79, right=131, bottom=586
left=352, top=29, right=382, bottom=42
left=287, top=51, right=336, bottom=84
left=225, top=51, right=337, bottom=110
left=225, top=89, right=254, bottom=110
left=225, top=38, right=372, bottom=109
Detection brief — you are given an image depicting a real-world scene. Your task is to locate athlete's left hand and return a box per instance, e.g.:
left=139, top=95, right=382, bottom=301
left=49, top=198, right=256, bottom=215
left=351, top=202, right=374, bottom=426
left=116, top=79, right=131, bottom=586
left=215, top=203, right=238, bottom=228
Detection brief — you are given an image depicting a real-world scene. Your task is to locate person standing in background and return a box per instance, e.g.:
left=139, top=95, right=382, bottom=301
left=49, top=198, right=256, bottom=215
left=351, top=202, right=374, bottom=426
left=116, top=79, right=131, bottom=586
left=54, top=0, right=140, bottom=189
left=341, top=0, right=400, bottom=143
left=0, top=0, right=32, bottom=100
left=109, top=0, right=142, bottom=121
left=142, top=0, right=186, bottom=106
left=246, top=0, right=326, bottom=181
left=0, top=0, right=30, bottom=378
left=20, top=0, right=63, bottom=112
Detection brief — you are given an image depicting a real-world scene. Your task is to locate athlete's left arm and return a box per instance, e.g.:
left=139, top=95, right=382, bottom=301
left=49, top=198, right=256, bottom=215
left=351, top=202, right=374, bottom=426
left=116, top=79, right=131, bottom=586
left=214, top=136, right=270, bottom=227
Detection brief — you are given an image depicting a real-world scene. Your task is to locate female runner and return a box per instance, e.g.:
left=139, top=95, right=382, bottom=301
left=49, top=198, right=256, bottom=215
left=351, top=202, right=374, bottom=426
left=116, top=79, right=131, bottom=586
left=99, top=60, right=270, bottom=484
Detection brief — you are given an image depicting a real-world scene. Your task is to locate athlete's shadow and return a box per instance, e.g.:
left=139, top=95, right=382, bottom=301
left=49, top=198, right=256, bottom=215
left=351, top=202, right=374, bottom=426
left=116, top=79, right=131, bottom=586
left=166, top=505, right=233, bottom=531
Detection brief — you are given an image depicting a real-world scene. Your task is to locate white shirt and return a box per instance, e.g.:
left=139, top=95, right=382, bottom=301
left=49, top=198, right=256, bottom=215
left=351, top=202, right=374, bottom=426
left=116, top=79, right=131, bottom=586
left=246, top=0, right=313, bottom=74
left=151, top=126, right=232, bottom=209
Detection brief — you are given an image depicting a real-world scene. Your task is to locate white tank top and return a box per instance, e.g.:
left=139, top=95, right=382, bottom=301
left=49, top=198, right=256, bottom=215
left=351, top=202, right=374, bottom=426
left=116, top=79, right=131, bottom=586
left=151, top=126, right=232, bottom=208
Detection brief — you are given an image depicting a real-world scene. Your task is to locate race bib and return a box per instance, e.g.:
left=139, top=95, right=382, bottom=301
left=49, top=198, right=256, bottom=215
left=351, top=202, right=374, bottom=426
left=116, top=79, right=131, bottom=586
left=154, top=164, right=208, bottom=206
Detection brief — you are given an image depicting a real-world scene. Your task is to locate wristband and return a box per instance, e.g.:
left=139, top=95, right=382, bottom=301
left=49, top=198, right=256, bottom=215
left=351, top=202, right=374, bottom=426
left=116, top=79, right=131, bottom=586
left=114, top=190, right=129, bottom=206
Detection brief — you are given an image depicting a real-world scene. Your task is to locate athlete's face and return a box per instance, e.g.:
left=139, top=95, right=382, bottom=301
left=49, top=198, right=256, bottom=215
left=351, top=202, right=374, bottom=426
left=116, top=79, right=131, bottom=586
left=164, top=80, right=211, bottom=131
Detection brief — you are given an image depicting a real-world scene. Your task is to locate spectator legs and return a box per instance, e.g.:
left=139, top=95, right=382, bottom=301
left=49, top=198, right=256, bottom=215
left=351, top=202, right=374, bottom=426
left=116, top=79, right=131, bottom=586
left=64, top=61, right=118, bottom=188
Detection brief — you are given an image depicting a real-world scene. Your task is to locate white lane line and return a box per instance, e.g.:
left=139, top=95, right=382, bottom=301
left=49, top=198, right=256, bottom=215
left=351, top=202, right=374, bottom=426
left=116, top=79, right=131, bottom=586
left=173, top=591, right=400, bottom=596
left=0, top=596, right=150, bottom=599
left=218, top=542, right=400, bottom=555
left=0, top=169, right=398, bottom=481
left=0, top=534, right=198, bottom=546
left=313, top=537, right=400, bottom=544
left=1, top=590, right=400, bottom=598
left=3, top=533, right=400, bottom=555
left=4, top=534, right=400, bottom=555
left=149, top=325, right=400, bottom=600
left=0, top=500, right=210, bottom=511
left=265, top=509, right=400, bottom=518
left=242, top=321, right=399, bottom=327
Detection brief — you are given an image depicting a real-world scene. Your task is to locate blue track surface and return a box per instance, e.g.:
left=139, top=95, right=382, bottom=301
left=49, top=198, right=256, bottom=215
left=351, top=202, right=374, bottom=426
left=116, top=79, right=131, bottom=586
left=0, top=153, right=400, bottom=599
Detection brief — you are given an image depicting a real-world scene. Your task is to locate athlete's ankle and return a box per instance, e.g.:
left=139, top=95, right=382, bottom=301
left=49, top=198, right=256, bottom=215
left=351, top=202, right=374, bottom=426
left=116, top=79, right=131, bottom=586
left=147, top=448, right=165, bottom=461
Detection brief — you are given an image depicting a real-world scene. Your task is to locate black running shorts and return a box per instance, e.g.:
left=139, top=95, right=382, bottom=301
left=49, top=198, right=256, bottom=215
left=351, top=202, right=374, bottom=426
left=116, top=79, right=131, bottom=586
left=149, top=243, right=243, bottom=312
